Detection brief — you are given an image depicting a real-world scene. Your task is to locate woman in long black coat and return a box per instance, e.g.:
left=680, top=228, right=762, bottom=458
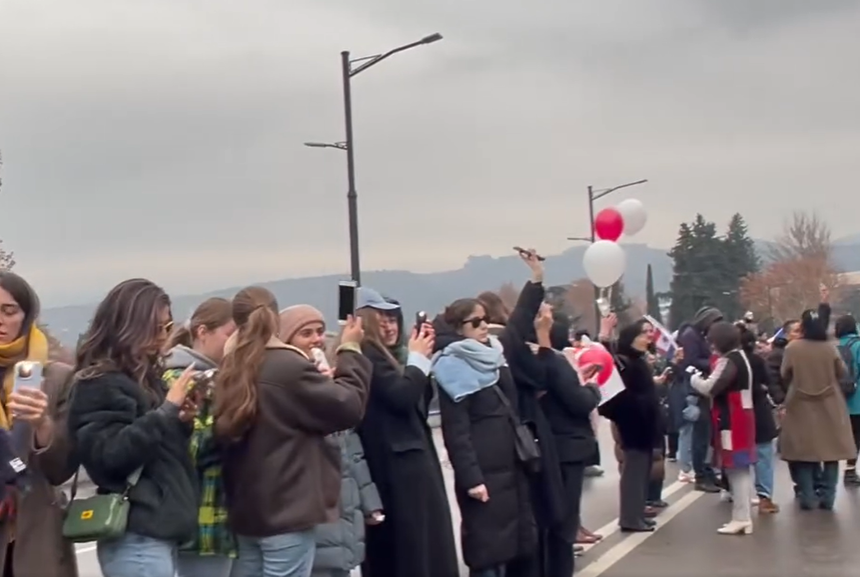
left=355, top=292, right=459, bottom=577
left=536, top=315, right=601, bottom=577
left=433, top=298, right=536, bottom=577
left=598, top=318, right=663, bottom=533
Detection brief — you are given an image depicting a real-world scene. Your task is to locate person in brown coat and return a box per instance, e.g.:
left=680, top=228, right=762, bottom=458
left=0, top=271, right=79, bottom=577
left=779, top=307, right=856, bottom=511
left=214, top=286, right=371, bottom=577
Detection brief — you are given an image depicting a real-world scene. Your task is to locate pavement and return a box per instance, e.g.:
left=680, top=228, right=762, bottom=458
left=73, top=420, right=860, bottom=576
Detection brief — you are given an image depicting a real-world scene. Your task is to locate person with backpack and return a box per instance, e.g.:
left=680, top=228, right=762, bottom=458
left=835, top=314, right=860, bottom=486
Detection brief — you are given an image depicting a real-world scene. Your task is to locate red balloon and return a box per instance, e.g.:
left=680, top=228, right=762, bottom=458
left=594, top=208, right=625, bottom=242
left=577, top=346, right=615, bottom=386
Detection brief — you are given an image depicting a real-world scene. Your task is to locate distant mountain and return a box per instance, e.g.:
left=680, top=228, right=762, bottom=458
left=41, top=239, right=860, bottom=346
left=42, top=243, right=674, bottom=346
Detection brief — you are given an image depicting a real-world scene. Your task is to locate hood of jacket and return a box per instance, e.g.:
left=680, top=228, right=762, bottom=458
left=432, top=313, right=465, bottom=352
left=617, top=319, right=648, bottom=358
left=163, top=345, right=217, bottom=371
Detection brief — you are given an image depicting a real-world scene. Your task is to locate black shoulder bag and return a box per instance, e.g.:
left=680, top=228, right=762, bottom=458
left=491, top=385, right=542, bottom=474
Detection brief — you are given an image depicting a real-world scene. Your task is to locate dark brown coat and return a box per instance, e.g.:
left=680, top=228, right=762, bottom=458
left=0, top=362, right=79, bottom=577
left=779, top=339, right=856, bottom=462
left=222, top=341, right=371, bottom=537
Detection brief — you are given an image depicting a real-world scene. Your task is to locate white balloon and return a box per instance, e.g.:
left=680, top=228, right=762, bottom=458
left=583, top=241, right=626, bottom=288
left=616, top=198, right=647, bottom=236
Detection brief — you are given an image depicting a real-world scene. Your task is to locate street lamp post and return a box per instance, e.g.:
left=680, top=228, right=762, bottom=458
left=568, top=179, right=648, bottom=335
left=305, top=33, right=443, bottom=285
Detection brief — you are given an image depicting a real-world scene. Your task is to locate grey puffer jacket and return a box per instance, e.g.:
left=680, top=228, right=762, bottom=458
left=312, top=430, right=382, bottom=572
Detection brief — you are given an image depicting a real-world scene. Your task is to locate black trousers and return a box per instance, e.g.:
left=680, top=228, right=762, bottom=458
left=667, top=432, right=679, bottom=458
left=619, top=449, right=651, bottom=529
left=848, top=414, right=860, bottom=468
left=540, top=463, right=585, bottom=577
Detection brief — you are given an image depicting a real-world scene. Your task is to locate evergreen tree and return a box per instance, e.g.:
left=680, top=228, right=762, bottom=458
left=720, top=213, right=760, bottom=321
left=668, top=215, right=726, bottom=328
left=668, top=222, right=695, bottom=329
left=609, top=279, right=634, bottom=325
left=645, top=264, right=661, bottom=320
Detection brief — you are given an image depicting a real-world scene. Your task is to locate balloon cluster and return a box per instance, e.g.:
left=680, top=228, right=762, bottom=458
left=582, top=199, right=648, bottom=288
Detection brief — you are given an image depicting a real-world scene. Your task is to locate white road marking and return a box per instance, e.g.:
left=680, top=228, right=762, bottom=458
left=577, top=489, right=705, bottom=577
left=74, top=480, right=699, bottom=567
left=578, top=479, right=689, bottom=555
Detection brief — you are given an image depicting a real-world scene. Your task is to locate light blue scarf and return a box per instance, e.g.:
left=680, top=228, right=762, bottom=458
left=431, top=336, right=506, bottom=403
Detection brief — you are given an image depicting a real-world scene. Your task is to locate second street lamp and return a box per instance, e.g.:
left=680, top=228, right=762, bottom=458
left=305, top=33, right=443, bottom=285
left=568, top=179, right=648, bottom=335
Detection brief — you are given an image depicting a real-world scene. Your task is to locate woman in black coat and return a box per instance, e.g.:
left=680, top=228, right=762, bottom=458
left=598, top=318, right=662, bottom=533
left=536, top=315, right=601, bottom=577
left=433, top=298, right=536, bottom=577
left=355, top=291, right=459, bottom=577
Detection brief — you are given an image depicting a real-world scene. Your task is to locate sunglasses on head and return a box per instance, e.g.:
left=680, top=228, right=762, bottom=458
left=463, top=316, right=490, bottom=329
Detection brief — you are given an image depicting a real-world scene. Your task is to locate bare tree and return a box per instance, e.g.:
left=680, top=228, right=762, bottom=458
left=770, top=211, right=833, bottom=263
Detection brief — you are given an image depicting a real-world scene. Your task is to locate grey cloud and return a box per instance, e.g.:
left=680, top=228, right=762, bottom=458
left=1, top=0, right=859, bottom=307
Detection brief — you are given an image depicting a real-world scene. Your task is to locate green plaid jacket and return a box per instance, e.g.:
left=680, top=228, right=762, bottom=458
left=163, top=369, right=237, bottom=558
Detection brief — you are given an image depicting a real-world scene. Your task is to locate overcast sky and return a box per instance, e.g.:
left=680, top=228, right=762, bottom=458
left=2, top=0, right=859, bottom=306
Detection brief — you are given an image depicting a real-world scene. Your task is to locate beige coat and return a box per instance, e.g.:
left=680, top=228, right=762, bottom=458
left=0, top=362, right=79, bottom=577
left=779, top=339, right=856, bottom=463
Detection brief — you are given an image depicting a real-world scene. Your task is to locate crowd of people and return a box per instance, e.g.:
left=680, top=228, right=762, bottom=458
left=0, top=253, right=859, bottom=577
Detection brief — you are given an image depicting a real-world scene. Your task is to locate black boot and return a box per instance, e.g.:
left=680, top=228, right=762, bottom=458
left=694, top=479, right=721, bottom=493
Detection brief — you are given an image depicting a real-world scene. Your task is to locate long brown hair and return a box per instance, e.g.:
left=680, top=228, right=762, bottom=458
left=213, top=286, right=278, bottom=442
left=165, top=297, right=232, bottom=350
left=353, top=307, right=401, bottom=370
left=75, top=278, right=171, bottom=397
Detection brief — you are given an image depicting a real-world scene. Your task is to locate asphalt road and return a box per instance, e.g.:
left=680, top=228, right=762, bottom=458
left=73, top=420, right=860, bottom=576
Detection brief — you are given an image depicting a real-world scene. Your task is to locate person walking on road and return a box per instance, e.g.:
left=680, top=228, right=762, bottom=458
left=834, top=314, right=860, bottom=487
left=779, top=308, right=856, bottom=511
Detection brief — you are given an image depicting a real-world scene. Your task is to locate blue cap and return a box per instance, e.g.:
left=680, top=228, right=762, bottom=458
left=356, top=287, right=400, bottom=311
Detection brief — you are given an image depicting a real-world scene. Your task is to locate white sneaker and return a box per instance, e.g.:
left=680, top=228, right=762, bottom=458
left=751, top=497, right=760, bottom=506
left=720, top=490, right=733, bottom=503
left=678, top=471, right=695, bottom=483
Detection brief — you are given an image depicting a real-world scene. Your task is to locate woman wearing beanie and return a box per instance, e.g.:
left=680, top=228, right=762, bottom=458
left=278, top=306, right=383, bottom=577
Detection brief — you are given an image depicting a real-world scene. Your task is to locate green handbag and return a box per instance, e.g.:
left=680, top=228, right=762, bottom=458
left=62, top=466, right=143, bottom=543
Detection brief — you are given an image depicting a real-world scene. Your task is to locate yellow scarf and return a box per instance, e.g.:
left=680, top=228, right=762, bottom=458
left=0, top=327, right=49, bottom=430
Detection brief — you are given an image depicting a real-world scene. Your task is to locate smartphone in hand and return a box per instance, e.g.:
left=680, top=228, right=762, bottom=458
left=13, top=361, right=43, bottom=393
left=415, top=311, right=428, bottom=335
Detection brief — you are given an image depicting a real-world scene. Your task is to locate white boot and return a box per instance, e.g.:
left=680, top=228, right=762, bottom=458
left=717, top=520, right=753, bottom=535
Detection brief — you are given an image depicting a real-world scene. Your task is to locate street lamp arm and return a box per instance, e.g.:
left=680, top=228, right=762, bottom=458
left=591, top=178, right=648, bottom=201
left=349, top=33, right=443, bottom=77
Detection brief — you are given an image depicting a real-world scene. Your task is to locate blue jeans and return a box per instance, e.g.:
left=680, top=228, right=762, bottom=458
left=232, top=530, right=316, bottom=577
left=97, top=532, right=177, bottom=577
left=754, top=441, right=775, bottom=498
left=793, top=461, right=839, bottom=509
left=677, top=424, right=694, bottom=473
left=177, top=553, right=234, bottom=577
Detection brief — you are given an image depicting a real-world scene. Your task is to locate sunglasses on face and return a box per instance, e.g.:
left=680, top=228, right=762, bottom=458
left=160, top=320, right=175, bottom=334
left=463, top=316, right=490, bottom=329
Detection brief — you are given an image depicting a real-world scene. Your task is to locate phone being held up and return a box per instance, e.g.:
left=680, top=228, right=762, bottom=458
left=513, top=246, right=546, bottom=261
left=338, top=281, right=357, bottom=325
left=415, top=311, right=428, bottom=336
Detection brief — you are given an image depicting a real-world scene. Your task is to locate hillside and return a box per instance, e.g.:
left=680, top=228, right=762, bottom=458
left=41, top=239, right=860, bottom=346
left=42, top=243, right=673, bottom=345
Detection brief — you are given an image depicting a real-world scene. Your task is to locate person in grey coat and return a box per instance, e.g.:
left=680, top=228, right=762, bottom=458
left=312, top=430, right=384, bottom=577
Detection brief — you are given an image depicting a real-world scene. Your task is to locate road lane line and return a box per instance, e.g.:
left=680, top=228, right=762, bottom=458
left=577, top=489, right=704, bottom=577
left=578, top=478, right=688, bottom=554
